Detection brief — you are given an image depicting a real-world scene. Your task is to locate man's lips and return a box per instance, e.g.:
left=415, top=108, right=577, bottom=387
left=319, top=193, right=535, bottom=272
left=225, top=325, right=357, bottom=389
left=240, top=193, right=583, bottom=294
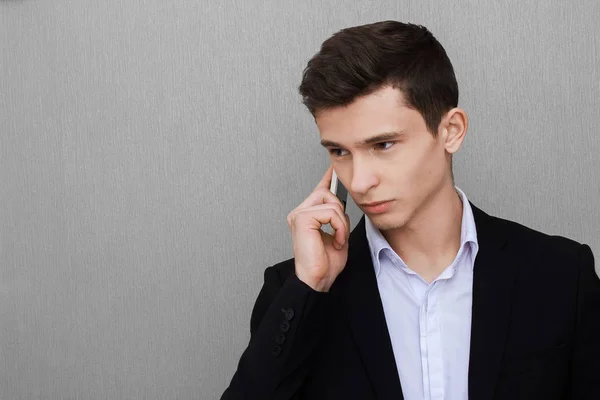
left=359, top=200, right=392, bottom=207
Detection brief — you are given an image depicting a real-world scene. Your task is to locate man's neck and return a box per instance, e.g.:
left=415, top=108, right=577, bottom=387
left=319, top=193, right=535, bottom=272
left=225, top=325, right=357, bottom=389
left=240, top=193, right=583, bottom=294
left=383, top=184, right=464, bottom=283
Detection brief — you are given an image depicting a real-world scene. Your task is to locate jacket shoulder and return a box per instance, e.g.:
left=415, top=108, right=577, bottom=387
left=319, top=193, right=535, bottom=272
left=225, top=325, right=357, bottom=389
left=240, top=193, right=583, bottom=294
left=487, top=213, right=587, bottom=273
left=492, top=213, right=583, bottom=251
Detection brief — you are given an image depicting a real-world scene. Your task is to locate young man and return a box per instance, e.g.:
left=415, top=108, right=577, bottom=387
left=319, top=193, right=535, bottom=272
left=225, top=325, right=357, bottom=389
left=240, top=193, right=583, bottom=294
left=221, top=21, right=600, bottom=399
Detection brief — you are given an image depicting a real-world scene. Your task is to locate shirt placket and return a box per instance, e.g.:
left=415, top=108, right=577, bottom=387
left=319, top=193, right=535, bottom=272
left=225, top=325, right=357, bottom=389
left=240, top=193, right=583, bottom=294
left=419, top=282, right=445, bottom=400
left=419, top=295, right=430, bottom=400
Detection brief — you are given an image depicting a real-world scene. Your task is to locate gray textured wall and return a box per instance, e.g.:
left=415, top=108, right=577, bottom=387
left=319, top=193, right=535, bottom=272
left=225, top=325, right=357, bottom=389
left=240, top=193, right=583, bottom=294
left=1, top=1, right=599, bottom=399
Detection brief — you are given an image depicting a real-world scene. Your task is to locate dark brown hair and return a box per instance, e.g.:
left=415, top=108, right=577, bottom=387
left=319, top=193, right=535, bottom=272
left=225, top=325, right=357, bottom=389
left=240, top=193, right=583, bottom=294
left=299, top=21, right=459, bottom=135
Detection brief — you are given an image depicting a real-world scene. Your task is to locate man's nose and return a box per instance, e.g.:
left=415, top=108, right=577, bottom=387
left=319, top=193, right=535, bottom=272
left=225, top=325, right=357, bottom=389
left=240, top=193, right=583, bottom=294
left=349, top=161, right=378, bottom=195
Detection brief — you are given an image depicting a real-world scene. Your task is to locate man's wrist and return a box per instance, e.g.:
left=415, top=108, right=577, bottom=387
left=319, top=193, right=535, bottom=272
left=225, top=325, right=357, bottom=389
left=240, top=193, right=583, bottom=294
left=295, top=272, right=332, bottom=293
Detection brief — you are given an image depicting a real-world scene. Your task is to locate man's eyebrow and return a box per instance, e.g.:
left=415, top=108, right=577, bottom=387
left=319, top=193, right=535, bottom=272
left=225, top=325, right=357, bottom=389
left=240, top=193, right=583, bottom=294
left=320, top=131, right=405, bottom=148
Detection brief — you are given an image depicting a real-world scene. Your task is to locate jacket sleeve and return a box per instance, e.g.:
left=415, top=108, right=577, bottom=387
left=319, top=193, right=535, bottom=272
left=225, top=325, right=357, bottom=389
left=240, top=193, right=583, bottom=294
left=220, top=265, right=330, bottom=400
left=569, top=244, right=600, bottom=399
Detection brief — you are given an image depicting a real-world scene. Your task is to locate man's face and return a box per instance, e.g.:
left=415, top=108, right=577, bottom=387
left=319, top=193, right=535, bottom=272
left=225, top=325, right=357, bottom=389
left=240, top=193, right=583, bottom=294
left=316, top=86, right=454, bottom=232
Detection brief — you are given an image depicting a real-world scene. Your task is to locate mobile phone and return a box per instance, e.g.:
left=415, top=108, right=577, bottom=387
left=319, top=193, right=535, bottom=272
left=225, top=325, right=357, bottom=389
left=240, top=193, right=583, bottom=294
left=329, top=170, right=349, bottom=212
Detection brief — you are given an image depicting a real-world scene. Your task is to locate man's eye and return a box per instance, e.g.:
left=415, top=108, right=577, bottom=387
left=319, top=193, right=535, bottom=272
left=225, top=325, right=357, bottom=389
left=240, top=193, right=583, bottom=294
left=329, top=148, right=348, bottom=157
left=329, top=142, right=394, bottom=157
left=375, top=142, right=395, bottom=151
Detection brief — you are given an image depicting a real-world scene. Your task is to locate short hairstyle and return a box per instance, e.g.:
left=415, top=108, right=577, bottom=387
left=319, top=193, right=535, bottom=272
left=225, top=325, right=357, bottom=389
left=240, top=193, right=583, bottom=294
left=299, top=21, right=459, bottom=135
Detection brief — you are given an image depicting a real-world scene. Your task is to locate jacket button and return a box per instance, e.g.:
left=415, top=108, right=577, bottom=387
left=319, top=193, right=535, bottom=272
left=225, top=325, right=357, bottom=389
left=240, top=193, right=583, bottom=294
left=280, top=321, right=290, bottom=333
left=275, top=333, right=286, bottom=345
left=271, top=345, right=282, bottom=357
left=281, top=308, right=295, bottom=321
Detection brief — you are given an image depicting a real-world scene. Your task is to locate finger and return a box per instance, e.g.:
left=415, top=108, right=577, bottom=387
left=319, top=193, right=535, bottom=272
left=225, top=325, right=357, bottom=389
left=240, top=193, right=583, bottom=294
left=328, top=210, right=348, bottom=249
left=345, top=213, right=351, bottom=242
left=297, top=202, right=346, bottom=235
left=314, top=165, right=334, bottom=191
left=289, top=188, right=343, bottom=230
left=294, top=205, right=348, bottom=248
left=307, top=208, right=346, bottom=249
left=297, top=187, right=344, bottom=210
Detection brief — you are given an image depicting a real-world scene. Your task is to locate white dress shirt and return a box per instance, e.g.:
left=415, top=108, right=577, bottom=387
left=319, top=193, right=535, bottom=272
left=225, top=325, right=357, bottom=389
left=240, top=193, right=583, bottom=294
left=364, top=187, right=479, bottom=400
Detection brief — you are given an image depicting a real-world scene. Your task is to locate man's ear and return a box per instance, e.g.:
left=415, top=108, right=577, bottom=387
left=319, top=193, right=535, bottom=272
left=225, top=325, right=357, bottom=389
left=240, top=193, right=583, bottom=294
left=440, top=108, right=468, bottom=154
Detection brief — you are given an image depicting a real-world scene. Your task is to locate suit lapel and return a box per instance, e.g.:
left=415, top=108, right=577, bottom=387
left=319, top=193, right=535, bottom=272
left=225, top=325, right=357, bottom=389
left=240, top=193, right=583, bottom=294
left=333, top=217, right=404, bottom=400
left=333, top=203, right=515, bottom=400
left=468, top=203, right=516, bottom=399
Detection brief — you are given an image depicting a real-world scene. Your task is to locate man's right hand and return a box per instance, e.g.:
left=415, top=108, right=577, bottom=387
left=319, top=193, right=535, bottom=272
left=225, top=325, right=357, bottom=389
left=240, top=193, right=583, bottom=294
left=286, top=165, right=351, bottom=292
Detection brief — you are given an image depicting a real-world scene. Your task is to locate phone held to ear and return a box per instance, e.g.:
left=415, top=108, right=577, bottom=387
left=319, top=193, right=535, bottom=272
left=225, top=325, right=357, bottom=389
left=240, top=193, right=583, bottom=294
left=330, top=170, right=349, bottom=212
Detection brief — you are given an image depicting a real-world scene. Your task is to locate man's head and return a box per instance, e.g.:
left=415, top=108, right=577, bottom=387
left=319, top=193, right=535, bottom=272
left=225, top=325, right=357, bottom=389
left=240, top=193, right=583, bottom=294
left=299, top=21, right=468, bottom=231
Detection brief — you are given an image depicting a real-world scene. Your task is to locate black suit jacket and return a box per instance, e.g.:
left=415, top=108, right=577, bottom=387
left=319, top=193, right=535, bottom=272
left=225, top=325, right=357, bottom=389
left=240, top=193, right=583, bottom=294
left=221, top=203, right=600, bottom=399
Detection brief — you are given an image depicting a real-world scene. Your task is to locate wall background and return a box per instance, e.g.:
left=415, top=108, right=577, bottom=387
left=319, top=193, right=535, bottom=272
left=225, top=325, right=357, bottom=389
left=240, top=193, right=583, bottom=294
left=1, top=1, right=599, bottom=398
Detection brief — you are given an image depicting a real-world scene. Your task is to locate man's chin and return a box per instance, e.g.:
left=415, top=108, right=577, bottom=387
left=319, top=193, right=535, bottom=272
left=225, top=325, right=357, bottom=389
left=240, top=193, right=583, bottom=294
left=368, top=210, right=405, bottom=232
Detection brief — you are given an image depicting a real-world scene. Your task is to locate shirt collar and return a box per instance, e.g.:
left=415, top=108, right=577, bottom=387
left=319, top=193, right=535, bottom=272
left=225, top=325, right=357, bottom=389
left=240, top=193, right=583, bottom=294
left=365, top=186, right=479, bottom=277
